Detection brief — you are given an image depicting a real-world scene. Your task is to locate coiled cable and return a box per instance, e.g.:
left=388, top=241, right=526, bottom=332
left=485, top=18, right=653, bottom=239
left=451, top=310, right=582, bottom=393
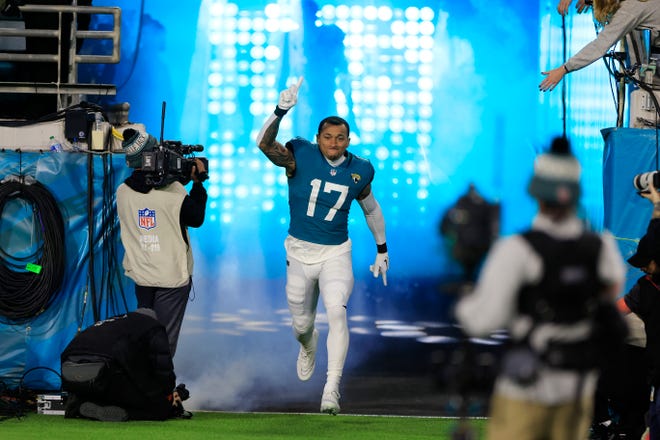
left=0, top=177, right=65, bottom=322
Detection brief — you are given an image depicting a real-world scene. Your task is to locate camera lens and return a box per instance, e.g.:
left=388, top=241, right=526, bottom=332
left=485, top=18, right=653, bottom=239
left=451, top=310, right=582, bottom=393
left=633, top=171, right=657, bottom=192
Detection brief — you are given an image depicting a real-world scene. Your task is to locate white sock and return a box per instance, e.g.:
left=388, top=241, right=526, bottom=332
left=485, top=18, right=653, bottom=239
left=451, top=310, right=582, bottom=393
left=326, top=305, right=348, bottom=381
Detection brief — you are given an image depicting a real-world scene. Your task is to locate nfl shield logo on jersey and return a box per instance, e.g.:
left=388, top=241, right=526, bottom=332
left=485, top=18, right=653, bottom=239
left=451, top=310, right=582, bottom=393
left=138, top=208, right=156, bottom=230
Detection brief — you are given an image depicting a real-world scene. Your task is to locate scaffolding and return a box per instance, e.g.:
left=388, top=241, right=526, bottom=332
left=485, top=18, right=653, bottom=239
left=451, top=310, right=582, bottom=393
left=0, top=3, right=121, bottom=109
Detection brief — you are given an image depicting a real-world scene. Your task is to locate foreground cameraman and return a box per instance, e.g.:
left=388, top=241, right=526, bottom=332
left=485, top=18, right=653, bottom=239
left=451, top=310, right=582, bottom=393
left=116, top=129, right=208, bottom=358
left=455, top=137, right=626, bottom=440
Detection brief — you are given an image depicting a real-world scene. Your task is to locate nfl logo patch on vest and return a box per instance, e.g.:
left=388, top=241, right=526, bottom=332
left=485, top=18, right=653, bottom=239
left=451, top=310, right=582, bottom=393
left=138, top=208, right=156, bottom=230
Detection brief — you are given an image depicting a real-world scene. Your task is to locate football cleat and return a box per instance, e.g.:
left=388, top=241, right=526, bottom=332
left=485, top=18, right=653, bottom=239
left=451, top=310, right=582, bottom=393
left=320, top=389, right=341, bottom=415
left=297, top=329, right=318, bottom=381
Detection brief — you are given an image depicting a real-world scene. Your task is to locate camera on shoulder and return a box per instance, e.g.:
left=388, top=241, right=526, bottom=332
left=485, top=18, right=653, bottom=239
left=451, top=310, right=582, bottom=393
left=142, top=140, right=208, bottom=188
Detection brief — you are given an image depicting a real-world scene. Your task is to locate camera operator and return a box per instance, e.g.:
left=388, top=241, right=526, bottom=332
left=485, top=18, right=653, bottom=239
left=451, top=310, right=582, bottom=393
left=454, top=137, right=626, bottom=440
left=116, top=129, right=208, bottom=359
left=616, top=181, right=660, bottom=440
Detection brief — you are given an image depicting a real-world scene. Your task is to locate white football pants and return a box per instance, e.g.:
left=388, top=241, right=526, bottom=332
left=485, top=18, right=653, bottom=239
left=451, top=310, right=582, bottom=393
left=286, top=251, right=354, bottom=384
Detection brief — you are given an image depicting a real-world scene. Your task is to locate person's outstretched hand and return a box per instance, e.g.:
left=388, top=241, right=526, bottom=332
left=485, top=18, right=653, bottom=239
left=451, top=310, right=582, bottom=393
left=539, top=66, right=567, bottom=92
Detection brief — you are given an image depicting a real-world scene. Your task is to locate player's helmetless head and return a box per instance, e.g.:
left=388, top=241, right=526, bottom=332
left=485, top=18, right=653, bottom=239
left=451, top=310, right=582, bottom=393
left=316, top=116, right=350, bottom=161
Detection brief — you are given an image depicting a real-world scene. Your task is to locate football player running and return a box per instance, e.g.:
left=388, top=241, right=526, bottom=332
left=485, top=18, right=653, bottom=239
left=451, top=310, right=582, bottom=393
left=256, top=77, right=389, bottom=415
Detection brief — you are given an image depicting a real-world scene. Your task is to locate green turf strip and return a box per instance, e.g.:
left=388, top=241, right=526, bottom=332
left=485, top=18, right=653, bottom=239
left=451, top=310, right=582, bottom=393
left=2, top=411, right=487, bottom=439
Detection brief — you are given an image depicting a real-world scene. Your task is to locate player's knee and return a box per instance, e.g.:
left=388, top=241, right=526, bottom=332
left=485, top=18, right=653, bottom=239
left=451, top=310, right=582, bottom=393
left=322, top=279, right=352, bottom=307
left=326, top=304, right=347, bottom=325
left=292, top=316, right=314, bottom=337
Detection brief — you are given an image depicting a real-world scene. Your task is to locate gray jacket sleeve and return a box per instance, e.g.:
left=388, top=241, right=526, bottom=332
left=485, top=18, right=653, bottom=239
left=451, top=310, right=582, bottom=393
left=565, top=2, right=658, bottom=72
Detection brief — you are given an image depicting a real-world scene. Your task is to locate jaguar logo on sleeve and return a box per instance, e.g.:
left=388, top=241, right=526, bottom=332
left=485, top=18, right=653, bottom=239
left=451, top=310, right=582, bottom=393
left=138, top=208, right=156, bottom=230
left=351, top=173, right=361, bottom=184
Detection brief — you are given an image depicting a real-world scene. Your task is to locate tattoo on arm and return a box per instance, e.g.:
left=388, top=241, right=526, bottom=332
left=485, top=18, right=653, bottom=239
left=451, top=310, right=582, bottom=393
left=258, top=117, right=296, bottom=176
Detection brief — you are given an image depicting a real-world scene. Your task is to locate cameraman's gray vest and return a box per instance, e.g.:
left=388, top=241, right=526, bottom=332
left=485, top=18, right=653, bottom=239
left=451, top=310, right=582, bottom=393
left=116, top=181, right=192, bottom=287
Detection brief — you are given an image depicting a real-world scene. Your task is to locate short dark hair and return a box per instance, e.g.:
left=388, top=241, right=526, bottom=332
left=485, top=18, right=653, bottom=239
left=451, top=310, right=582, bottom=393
left=317, top=116, right=350, bottom=137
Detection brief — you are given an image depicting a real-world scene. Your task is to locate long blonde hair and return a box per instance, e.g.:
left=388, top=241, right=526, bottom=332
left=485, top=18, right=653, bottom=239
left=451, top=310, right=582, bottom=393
left=592, top=0, right=622, bottom=25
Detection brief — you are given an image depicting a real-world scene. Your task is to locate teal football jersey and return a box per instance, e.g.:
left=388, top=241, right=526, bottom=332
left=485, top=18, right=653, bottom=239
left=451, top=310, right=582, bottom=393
left=286, top=137, right=374, bottom=245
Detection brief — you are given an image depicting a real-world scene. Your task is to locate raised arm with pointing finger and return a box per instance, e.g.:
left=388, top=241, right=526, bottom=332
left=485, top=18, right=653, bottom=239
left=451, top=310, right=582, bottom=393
left=257, top=76, right=303, bottom=177
left=256, top=76, right=389, bottom=415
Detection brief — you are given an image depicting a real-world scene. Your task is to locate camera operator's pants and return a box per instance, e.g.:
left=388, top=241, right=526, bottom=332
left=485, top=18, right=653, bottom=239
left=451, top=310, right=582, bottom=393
left=135, top=278, right=192, bottom=358
left=487, top=393, right=593, bottom=440
left=286, top=252, right=353, bottom=384
left=649, top=386, right=660, bottom=440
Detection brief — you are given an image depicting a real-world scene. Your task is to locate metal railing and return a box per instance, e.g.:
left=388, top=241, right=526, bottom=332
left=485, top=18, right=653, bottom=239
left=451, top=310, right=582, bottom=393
left=0, top=3, right=121, bottom=106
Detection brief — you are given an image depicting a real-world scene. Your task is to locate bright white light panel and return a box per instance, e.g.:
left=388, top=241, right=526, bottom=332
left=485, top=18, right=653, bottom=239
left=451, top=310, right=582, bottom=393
left=201, top=1, right=436, bottom=224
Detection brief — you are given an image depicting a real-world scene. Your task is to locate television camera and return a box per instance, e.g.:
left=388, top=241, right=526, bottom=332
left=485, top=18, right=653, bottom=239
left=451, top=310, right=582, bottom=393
left=141, top=140, right=208, bottom=188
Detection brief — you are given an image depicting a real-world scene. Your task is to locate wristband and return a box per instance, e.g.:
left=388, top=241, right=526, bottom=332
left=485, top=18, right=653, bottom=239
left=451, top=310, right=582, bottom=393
left=274, top=106, right=288, bottom=117
left=563, top=65, right=569, bottom=73
left=377, top=243, right=388, bottom=253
